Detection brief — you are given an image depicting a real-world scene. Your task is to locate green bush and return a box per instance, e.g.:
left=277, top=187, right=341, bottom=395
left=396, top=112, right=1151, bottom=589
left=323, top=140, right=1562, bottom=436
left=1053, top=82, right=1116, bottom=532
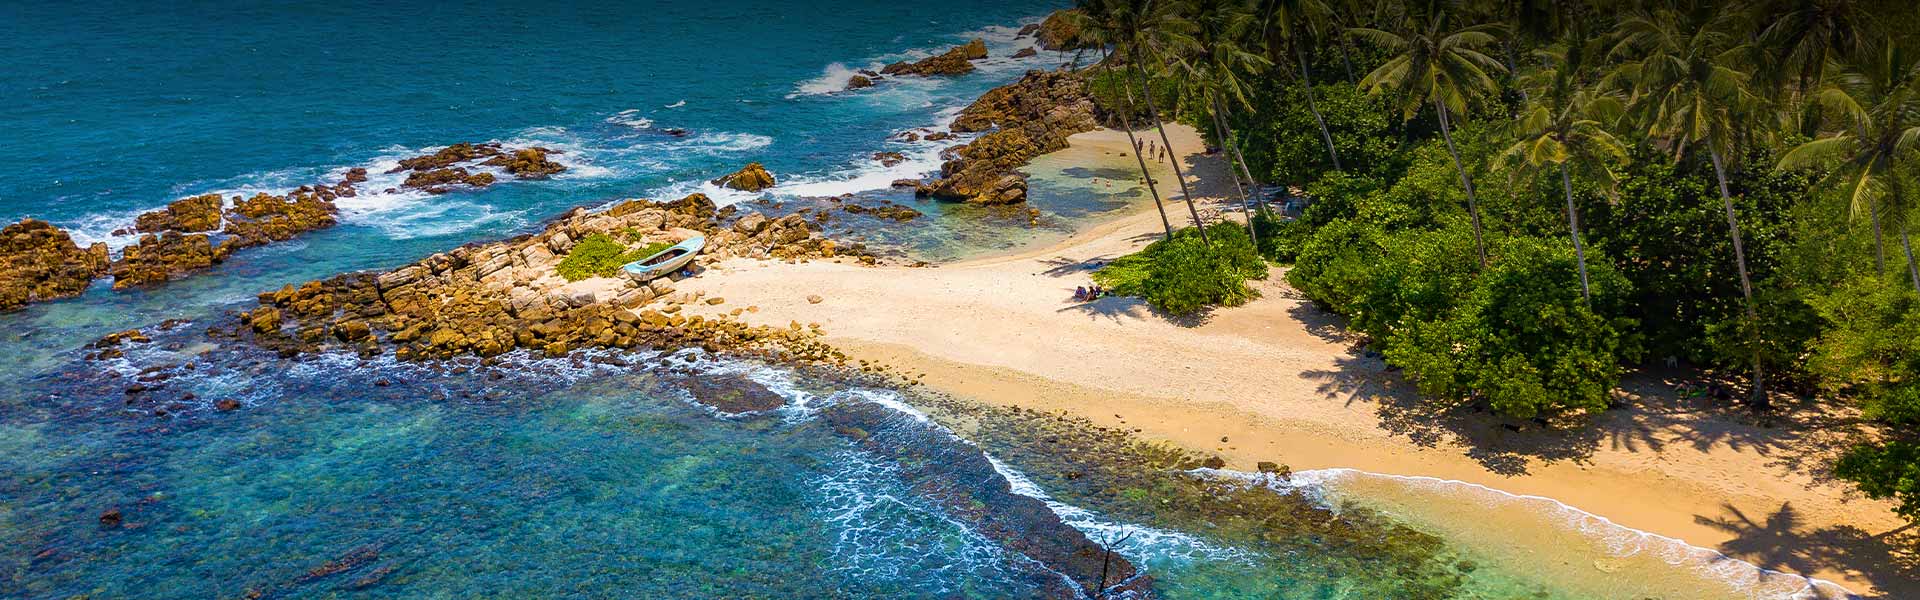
left=1235, top=80, right=1407, bottom=185
left=1382, top=237, right=1641, bottom=418
left=556, top=234, right=671, bottom=282
left=1094, top=223, right=1268, bottom=315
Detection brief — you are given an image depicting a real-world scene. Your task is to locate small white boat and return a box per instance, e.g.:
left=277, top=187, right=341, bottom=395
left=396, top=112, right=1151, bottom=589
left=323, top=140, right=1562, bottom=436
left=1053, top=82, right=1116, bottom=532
left=620, top=236, right=705, bottom=282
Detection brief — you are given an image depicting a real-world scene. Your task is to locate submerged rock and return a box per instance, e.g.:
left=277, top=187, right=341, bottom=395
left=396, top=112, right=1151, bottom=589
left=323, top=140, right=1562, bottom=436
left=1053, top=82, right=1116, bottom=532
left=0, top=219, right=110, bottom=311
left=680, top=375, right=787, bottom=413
left=712, top=162, right=776, bottom=192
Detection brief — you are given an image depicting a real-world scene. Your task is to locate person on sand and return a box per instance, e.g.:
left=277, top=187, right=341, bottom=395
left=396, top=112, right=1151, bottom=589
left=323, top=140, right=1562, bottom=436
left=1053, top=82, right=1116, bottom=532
left=1074, top=286, right=1087, bottom=302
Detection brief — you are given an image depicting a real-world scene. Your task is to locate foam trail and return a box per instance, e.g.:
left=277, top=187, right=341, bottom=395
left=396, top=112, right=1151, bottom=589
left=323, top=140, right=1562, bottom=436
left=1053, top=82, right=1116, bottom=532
left=987, top=457, right=1244, bottom=566
left=789, top=62, right=870, bottom=98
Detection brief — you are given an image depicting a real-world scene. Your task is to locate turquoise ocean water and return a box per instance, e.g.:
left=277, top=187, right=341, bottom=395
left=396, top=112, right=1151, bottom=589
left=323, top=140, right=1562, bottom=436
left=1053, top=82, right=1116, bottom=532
left=0, top=2, right=1864, bottom=598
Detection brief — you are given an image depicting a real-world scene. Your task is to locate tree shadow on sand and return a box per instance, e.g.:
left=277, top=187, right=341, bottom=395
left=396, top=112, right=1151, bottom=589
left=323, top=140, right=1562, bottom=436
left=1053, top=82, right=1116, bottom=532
left=1695, top=502, right=1919, bottom=598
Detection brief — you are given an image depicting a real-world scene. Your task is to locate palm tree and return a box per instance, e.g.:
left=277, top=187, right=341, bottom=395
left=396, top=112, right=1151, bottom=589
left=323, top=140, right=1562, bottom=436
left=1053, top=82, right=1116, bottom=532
left=1778, top=38, right=1920, bottom=292
left=1258, top=0, right=1344, bottom=173
left=1756, top=0, right=1876, bottom=134
left=1353, top=9, right=1508, bottom=267
left=1072, top=0, right=1178, bottom=241
left=1175, top=0, right=1271, bottom=244
left=1115, top=0, right=1213, bottom=246
left=1498, top=35, right=1629, bottom=303
left=1609, top=2, right=1774, bottom=408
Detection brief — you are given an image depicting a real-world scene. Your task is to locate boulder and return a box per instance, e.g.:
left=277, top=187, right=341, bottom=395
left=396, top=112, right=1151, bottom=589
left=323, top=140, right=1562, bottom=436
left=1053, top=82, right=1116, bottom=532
left=483, top=147, right=567, bottom=179
left=871, top=151, right=906, bottom=167
left=711, top=163, right=776, bottom=192
left=1012, top=47, right=1038, bottom=59
left=0, top=219, right=110, bottom=311
left=845, top=75, right=874, bottom=90
left=880, top=38, right=989, bottom=77
left=732, top=212, right=770, bottom=235
left=1035, top=9, right=1085, bottom=51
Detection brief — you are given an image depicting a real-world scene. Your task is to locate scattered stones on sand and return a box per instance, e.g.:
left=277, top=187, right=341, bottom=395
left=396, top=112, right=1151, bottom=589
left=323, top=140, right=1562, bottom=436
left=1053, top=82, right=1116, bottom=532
left=807, top=294, right=824, bottom=304
left=712, top=162, right=776, bottom=192
left=881, top=38, right=989, bottom=77
left=921, top=70, right=1097, bottom=205
left=0, top=219, right=110, bottom=311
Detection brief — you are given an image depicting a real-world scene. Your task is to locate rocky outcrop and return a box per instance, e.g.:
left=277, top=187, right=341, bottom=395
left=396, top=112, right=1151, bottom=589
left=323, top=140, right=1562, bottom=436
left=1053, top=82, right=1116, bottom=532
left=712, top=162, right=776, bottom=192
left=227, top=193, right=876, bottom=362
left=842, top=201, right=922, bottom=221
left=401, top=167, right=495, bottom=194
left=846, top=75, right=874, bottom=90
left=1036, top=9, right=1085, bottom=51
left=0, top=219, right=110, bottom=311
left=222, top=189, right=340, bottom=247
left=881, top=38, right=989, bottom=77
left=111, top=231, right=230, bottom=289
left=1012, top=47, right=1038, bottom=59
left=134, top=194, right=224, bottom=233
left=389, top=142, right=505, bottom=172
left=871, top=151, right=906, bottom=167
left=922, top=70, right=1098, bottom=205
left=484, top=147, right=566, bottom=179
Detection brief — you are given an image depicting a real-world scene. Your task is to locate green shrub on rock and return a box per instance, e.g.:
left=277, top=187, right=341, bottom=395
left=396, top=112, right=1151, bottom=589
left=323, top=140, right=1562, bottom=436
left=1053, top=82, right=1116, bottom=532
left=556, top=234, right=671, bottom=282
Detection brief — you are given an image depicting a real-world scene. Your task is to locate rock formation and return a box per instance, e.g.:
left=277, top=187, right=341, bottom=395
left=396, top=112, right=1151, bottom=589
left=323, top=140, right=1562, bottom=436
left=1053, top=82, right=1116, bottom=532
left=881, top=38, right=990, bottom=77
left=484, top=147, right=567, bottom=179
left=1012, top=47, right=1038, bottom=59
left=712, top=162, right=776, bottom=192
left=0, top=219, right=110, bottom=311
left=921, top=70, right=1098, bottom=205
left=227, top=193, right=877, bottom=363
left=111, top=231, right=229, bottom=289
left=133, top=194, right=224, bottom=233
left=845, top=75, right=874, bottom=90
left=1036, top=9, right=1085, bottom=51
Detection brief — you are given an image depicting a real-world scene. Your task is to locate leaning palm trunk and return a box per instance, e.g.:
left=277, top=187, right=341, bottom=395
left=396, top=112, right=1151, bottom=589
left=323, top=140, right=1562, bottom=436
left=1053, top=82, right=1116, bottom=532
left=1207, top=94, right=1258, bottom=246
left=1560, top=164, right=1592, bottom=303
left=1899, top=180, right=1920, bottom=292
left=1870, top=200, right=1887, bottom=275
left=1432, top=99, right=1489, bottom=268
left=1708, top=146, right=1769, bottom=411
left=1101, top=47, right=1176, bottom=241
left=1130, top=63, right=1212, bottom=246
left=1295, top=40, right=1342, bottom=172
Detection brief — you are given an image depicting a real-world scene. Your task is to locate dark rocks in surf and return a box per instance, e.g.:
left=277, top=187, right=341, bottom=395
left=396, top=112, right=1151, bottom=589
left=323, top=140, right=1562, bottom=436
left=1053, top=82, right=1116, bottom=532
left=845, top=75, right=874, bottom=90
left=485, top=147, right=567, bottom=179
left=1012, top=47, right=1038, bottom=59
left=388, top=142, right=505, bottom=173
left=680, top=375, right=788, bottom=413
left=0, top=219, right=110, bottom=311
left=819, top=400, right=1155, bottom=598
left=134, top=193, right=224, bottom=234
left=401, top=167, right=496, bottom=194
left=842, top=200, right=921, bottom=222
left=922, top=70, right=1097, bottom=205
left=880, top=38, right=989, bottom=77
left=871, top=151, right=906, bottom=167
left=111, top=231, right=231, bottom=289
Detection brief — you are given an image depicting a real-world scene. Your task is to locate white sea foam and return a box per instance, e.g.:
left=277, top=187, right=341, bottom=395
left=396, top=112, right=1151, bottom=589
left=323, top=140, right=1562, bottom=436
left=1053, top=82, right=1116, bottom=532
left=665, top=100, right=685, bottom=108
left=988, top=457, right=1244, bottom=566
left=789, top=62, right=874, bottom=98
left=1193, top=467, right=1863, bottom=600
left=604, top=109, right=655, bottom=130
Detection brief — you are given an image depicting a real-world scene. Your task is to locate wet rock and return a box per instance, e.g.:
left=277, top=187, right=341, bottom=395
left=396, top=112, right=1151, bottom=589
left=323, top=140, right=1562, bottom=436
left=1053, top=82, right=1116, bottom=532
left=1017, top=23, right=1041, bottom=37
left=91, top=329, right=151, bottom=348
left=711, top=162, right=776, bottom=192
left=388, top=142, right=505, bottom=173
left=889, top=179, right=922, bottom=188
left=98, top=508, right=122, bottom=529
left=845, top=75, right=874, bottom=90
left=483, top=147, right=567, bottom=179
left=402, top=167, right=495, bottom=193
left=111, top=231, right=229, bottom=289
left=880, top=38, right=988, bottom=77
left=871, top=151, right=906, bottom=167
left=924, top=131, right=954, bottom=141
left=134, top=193, right=224, bottom=233
left=895, top=131, right=921, bottom=142
left=1012, top=47, right=1038, bottom=59
left=842, top=201, right=922, bottom=221
left=0, top=219, right=110, bottom=311
left=924, top=70, right=1097, bottom=205
left=680, top=375, right=787, bottom=413
left=215, top=399, right=241, bottom=411
left=222, top=190, right=339, bottom=248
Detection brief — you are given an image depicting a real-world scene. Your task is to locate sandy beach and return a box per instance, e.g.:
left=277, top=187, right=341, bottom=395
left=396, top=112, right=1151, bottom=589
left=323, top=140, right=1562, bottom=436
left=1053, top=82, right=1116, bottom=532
left=675, top=124, right=1914, bottom=596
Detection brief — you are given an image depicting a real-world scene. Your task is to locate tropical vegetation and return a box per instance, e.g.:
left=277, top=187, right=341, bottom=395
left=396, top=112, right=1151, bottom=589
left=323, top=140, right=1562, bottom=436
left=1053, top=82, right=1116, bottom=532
left=1067, top=0, right=1920, bottom=527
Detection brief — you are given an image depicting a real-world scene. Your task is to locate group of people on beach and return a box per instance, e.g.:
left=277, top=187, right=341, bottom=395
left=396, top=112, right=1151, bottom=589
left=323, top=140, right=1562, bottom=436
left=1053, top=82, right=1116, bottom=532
left=1134, top=139, right=1169, bottom=163
left=1072, top=284, right=1105, bottom=302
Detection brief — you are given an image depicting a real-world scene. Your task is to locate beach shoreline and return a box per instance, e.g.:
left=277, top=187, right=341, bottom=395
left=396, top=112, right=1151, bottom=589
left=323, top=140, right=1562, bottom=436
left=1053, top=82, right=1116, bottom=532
left=676, top=125, right=1913, bottom=597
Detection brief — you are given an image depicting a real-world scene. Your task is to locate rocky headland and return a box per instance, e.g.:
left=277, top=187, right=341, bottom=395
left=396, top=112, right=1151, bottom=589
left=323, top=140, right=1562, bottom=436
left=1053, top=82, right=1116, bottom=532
left=880, top=38, right=990, bottom=77
left=219, top=192, right=879, bottom=365
left=918, top=70, right=1099, bottom=205
left=0, top=220, right=111, bottom=311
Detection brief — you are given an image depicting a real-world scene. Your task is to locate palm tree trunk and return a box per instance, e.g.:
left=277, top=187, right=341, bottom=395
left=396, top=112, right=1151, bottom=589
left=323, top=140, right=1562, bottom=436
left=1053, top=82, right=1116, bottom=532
left=1102, top=47, right=1175, bottom=241
left=1433, top=99, right=1488, bottom=268
left=1904, top=225, right=1920, bottom=294
left=1131, top=62, right=1211, bottom=246
left=1870, top=199, right=1887, bottom=275
left=1336, top=35, right=1358, bottom=82
left=1216, top=99, right=1267, bottom=212
left=1295, top=40, right=1342, bottom=172
left=1208, top=94, right=1258, bottom=246
left=1560, top=164, right=1592, bottom=304
left=1708, top=146, right=1769, bottom=411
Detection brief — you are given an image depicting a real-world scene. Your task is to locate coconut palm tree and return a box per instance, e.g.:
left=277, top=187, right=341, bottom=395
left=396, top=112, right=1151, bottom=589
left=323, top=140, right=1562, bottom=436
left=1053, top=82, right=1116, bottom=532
left=1498, top=35, right=1629, bottom=303
left=1173, top=0, right=1271, bottom=243
left=1756, top=0, right=1876, bottom=114
left=1072, top=0, right=1178, bottom=241
left=1353, top=9, right=1508, bottom=267
left=1258, top=0, right=1344, bottom=172
left=1114, top=0, right=1213, bottom=246
left=1609, top=2, right=1775, bottom=408
left=1778, top=38, right=1920, bottom=291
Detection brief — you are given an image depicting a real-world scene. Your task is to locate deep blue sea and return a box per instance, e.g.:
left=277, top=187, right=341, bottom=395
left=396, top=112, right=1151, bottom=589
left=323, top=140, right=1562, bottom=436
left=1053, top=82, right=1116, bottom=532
left=0, top=2, right=1863, bottom=598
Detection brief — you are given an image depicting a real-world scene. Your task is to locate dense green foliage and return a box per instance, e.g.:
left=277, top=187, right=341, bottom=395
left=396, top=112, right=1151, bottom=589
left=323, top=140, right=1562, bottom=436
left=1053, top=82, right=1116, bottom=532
left=1093, top=223, right=1267, bottom=315
left=1070, top=0, right=1920, bottom=524
left=556, top=234, right=671, bottom=282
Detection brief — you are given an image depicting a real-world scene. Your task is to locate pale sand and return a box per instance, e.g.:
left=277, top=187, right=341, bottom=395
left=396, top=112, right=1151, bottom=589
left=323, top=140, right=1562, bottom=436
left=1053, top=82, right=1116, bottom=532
left=676, top=125, right=1913, bottom=596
